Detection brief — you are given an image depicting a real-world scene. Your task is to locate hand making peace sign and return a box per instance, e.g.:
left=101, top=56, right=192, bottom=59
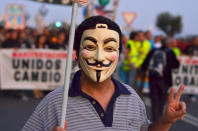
left=162, top=85, right=186, bottom=124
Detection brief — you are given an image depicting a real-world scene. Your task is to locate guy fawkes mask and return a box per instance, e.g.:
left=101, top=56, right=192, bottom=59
left=79, top=24, right=119, bottom=83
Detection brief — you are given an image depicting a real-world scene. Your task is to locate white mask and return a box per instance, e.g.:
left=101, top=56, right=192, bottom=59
left=79, top=24, right=119, bottom=83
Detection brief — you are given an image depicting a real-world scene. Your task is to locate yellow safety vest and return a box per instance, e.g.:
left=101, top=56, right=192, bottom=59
left=135, top=40, right=151, bottom=68
left=122, top=40, right=139, bottom=71
left=172, top=47, right=181, bottom=57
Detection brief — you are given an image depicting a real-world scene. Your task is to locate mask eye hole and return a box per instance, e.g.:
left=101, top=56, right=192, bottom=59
left=84, top=45, right=96, bottom=51
left=104, top=46, right=115, bottom=52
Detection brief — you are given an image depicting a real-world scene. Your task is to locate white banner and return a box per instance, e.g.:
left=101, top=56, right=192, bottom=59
left=172, top=56, right=198, bottom=94
left=1, top=50, right=197, bottom=94
left=0, top=49, right=77, bottom=90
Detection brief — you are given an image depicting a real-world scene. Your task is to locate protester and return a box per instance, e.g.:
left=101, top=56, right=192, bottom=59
left=183, top=36, right=198, bottom=56
left=49, top=30, right=67, bottom=50
left=142, top=37, right=180, bottom=122
left=116, top=34, right=128, bottom=82
left=32, top=34, right=48, bottom=99
left=170, top=38, right=181, bottom=57
left=145, top=30, right=155, bottom=50
left=43, top=27, right=50, bottom=39
left=33, top=34, right=48, bottom=49
left=1, top=29, right=20, bottom=48
left=27, top=28, right=38, bottom=46
left=22, top=16, right=186, bottom=131
left=18, top=30, right=31, bottom=49
left=0, top=26, right=4, bottom=45
left=122, top=31, right=139, bottom=88
left=154, top=35, right=162, bottom=48
left=135, top=31, right=151, bottom=97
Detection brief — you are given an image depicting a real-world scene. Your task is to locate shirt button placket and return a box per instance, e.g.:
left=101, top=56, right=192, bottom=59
left=92, top=100, right=96, bottom=105
left=100, top=113, right=104, bottom=118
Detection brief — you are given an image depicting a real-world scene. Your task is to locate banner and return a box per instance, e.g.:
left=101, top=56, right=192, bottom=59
left=172, top=56, right=198, bottom=94
left=0, top=49, right=77, bottom=90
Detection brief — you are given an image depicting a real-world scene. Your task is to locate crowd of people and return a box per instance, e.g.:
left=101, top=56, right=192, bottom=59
left=119, top=30, right=198, bottom=92
left=0, top=26, right=69, bottom=50
left=119, top=30, right=198, bottom=121
left=0, top=26, right=70, bottom=100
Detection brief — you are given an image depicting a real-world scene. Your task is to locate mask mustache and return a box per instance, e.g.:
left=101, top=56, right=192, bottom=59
left=85, top=59, right=112, bottom=67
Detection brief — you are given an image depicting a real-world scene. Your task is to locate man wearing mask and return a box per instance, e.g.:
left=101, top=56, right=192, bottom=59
left=23, top=16, right=186, bottom=131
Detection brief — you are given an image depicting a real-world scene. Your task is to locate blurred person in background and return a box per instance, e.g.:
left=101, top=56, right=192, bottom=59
left=154, top=35, right=162, bottom=48
left=183, top=36, right=198, bottom=56
left=2, top=29, right=11, bottom=44
left=18, top=30, right=31, bottom=49
left=33, top=34, right=48, bottom=99
left=33, top=34, right=48, bottom=49
left=4, top=29, right=11, bottom=41
left=49, top=30, right=67, bottom=50
left=117, top=34, right=128, bottom=82
left=48, top=32, right=57, bottom=48
left=142, top=37, right=180, bottom=121
left=0, top=26, right=4, bottom=46
left=16, top=29, right=31, bottom=101
left=43, top=27, right=50, bottom=38
left=121, top=34, right=129, bottom=48
left=183, top=35, right=198, bottom=102
left=176, top=39, right=190, bottom=52
left=135, top=31, right=151, bottom=97
left=170, top=38, right=181, bottom=57
left=43, top=27, right=51, bottom=46
left=1, top=29, right=20, bottom=48
left=145, top=30, right=155, bottom=50
left=28, top=28, right=38, bottom=46
left=122, top=31, right=139, bottom=88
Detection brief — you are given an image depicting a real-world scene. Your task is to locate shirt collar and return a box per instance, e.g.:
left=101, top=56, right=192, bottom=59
left=68, top=70, right=131, bottom=97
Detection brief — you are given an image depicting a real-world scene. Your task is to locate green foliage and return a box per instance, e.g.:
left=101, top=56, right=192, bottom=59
left=156, top=12, right=182, bottom=37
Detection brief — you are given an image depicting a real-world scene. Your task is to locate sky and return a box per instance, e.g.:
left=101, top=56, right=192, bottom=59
left=0, top=0, right=197, bottom=36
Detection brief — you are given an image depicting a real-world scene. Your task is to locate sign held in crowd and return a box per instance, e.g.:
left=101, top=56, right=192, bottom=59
left=0, top=49, right=77, bottom=90
left=172, top=56, right=198, bottom=94
left=0, top=50, right=198, bottom=94
left=5, top=4, right=25, bottom=29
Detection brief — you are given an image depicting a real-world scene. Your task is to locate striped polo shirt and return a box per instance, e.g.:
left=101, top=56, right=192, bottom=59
left=22, top=71, right=150, bottom=131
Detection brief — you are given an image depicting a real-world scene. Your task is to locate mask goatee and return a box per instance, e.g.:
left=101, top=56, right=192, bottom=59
left=96, top=70, right=101, bottom=82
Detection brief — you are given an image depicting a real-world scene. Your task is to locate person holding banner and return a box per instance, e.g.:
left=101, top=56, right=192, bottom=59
left=22, top=16, right=186, bottom=131
left=1, top=29, right=20, bottom=49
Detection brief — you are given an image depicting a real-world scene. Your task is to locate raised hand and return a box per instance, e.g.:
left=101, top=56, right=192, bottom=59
left=162, top=85, right=186, bottom=124
left=52, top=127, right=66, bottom=131
left=52, top=121, right=67, bottom=131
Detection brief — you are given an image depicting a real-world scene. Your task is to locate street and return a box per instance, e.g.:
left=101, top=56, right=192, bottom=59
left=0, top=91, right=198, bottom=131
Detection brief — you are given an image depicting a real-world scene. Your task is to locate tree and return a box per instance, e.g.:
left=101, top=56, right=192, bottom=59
left=156, top=12, right=182, bottom=37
